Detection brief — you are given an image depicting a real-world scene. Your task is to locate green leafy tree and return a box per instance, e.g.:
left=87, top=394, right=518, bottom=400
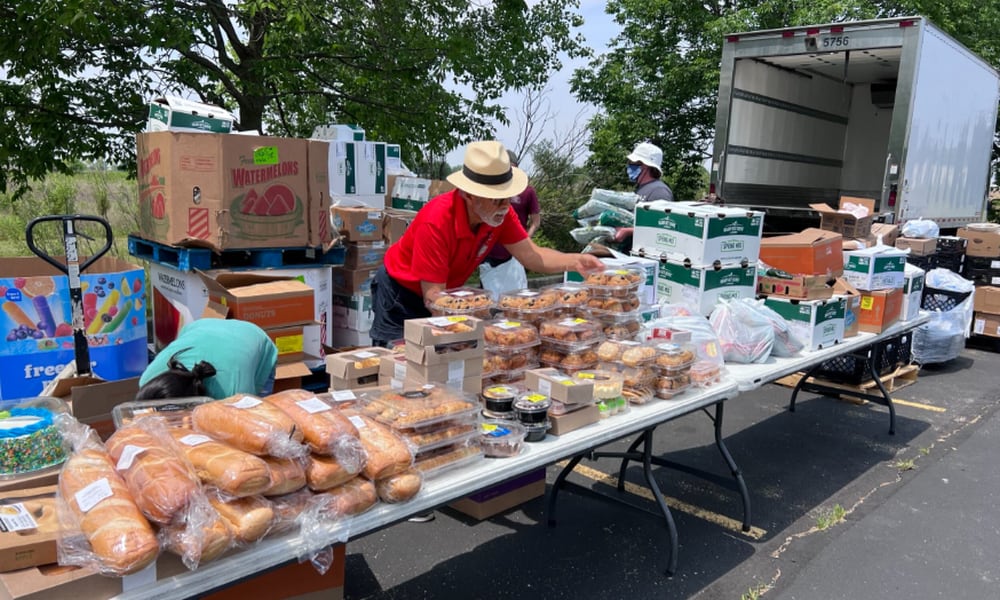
left=530, top=139, right=592, bottom=252
left=0, top=0, right=587, bottom=197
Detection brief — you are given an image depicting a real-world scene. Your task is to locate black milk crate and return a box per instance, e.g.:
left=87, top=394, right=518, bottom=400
left=921, top=285, right=972, bottom=312
left=815, top=345, right=895, bottom=385
left=882, top=332, right=913, bottom=367
left=128, top=234, right=346, bottom=271
left=935, top=236, right=967, bottom=255
left=965, top=256, right=1000, bottom=271
left=934, top=253, right=965, bottom=274
left=907, top=254, right=937, bottom=271
left=963, top=267, right=1000, bottom=287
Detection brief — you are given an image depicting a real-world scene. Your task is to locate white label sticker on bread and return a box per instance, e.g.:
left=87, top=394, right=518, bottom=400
left=116, top=445, right=147, bottom=471
left=75, top=478, right=114, bottom=513
left=296, top=397, right=331, bottom=414
left=179, top=434, right=213, bottom=447
left=0, top=503, right=38, bottom=532
left=348, top=415, right=366, bottom=428
left=331, top=390, right=356, bottom=402
left=232, top=396, right=262, bottom=409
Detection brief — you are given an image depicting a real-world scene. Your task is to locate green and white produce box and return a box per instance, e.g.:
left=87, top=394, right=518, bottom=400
left=633, top=201, right=764, bottom=267
left=843, top=245, right=907, bottom=291
left=655, top=260, right=757, bottom=316
left=901, top=263, right=925, bottom=322
left=764, top=296, right=846, bottom=351
left=333, top=292, right=374, bottom=331
left=146, top=96, right=235, bottom=134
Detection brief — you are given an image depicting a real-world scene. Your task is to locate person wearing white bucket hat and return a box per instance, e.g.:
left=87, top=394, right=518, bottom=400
left=370, top=140, right=604, bottom=346
left=614, top=141, right=675, bottom=251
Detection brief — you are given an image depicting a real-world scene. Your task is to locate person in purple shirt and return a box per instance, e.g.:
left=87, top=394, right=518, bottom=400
left=478, top=150, right=541, bottom=298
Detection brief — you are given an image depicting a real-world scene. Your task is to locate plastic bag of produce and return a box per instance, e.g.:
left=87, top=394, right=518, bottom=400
left=590, top=188, right=641, bottom=211
left=901, top=218, right=940, bottom=239
left=708, top=299, right=775, bottom=364
left=749, top=300, right=804, bottom=357
left=571, top=226, right=617, bottom=244
left=597, top=208, right=634, bottom=228
left=640, top=307, right=725, bottom=369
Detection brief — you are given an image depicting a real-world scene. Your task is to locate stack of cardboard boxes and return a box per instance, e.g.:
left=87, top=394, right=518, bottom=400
left=326, top=346, right=395, bottom=390
left=376, top=316, right=485, bottom=394
left=959, top=227, right=1000, bottom=338
left=632, top=201, right=763, bottom=315
left=841, top=244, right=908, bottom=334
left=330, top=206, right=385, bottom=347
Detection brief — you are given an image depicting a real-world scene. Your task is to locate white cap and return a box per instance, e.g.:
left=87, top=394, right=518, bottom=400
left=627, top=142, right=663, bottom=171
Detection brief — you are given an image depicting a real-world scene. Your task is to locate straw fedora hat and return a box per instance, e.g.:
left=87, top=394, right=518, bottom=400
left=447, top=141, right=528, bottom=199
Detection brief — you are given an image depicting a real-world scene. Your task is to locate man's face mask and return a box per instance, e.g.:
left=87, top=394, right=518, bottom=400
left=627, top=164, right=643, bottom=182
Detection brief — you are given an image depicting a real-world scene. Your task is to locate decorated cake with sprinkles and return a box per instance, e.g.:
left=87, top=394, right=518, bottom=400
left=0, top=407, right=66, bottom=478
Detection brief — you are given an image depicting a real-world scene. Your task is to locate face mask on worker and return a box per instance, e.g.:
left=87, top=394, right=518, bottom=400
left=627, top=164, right=643, bottom=182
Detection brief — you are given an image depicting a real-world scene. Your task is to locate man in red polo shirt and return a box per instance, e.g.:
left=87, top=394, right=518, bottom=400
left=371, top=140, right=604, bottom=346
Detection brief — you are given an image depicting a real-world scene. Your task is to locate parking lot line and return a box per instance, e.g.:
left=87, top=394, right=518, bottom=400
left=562, top=461, right=768, bottom=539
left=893, top=398, right=946, bottom=412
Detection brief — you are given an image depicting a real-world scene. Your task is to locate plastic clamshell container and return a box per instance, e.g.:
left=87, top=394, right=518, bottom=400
left=111, top=396, right=214, bottom=429
left=585, top=294, right=642, bottom=315
left=595, top=340, right=656, bottom=366
left=400, top=421, right=479, bottom=454
left=572, top=370, right=624, bottom=400
left=596, top=315, right=642, bottom=341
left=597, top=362, right=655, bottom=388
left=497, top=288, right=560, bottom=313
left=654, top=343, right=696, bottom=374
left=655, top=373, right=692, bottom=399
left=544, top=282, right=591, bottom=311
left=0, top=396, right=71, bottom=480
left=584, top=267, right=645, bottom=297
left=623, top=387, right=655, bottom=405
left=523, top=420, right=550, bottom=442
left=483, top=320, right=541, bottom=351
left=426, top=287, right=495, bottom=316
left=479, top=419, right=527, bottom=457
left=513, top=393, right=551, bottom=424
left=538, top=317, right=605, bottom=351
left=538, top=359, right=598, bottom=376
left=690, top=362, right=723, bottom=388
left=359, top=386, right=480, bottom=430
left=484, top=352, right=539, bottom=378
left=596, top=396, right=630, bottom=418
left=481, top=385, right=520, bottom=414
left=413, top=443, right=484, bottom=479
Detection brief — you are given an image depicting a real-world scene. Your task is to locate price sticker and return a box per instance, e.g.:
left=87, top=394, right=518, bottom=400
left=179, top=434, right=212, bottom=446
left=75, top=478, right=113, bottom=513
left=297, top=397, right=331, bottom=414
left=232, top=396, right=262, bottom=409
left=115, top=445, right=147, bottom=471
left=253, top=146, right=279, bottom=165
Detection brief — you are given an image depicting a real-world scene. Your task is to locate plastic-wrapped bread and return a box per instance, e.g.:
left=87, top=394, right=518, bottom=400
left=316, top=477, right=377, bottom=518
left=375, top=469, right=422, bottom=504
left=160, top=499, right=234, bottom=568
left=269, top=488, right=318, bottom=535
left=208, top=494, right=274, bottom=545
left=262, top=456, right=308, bottom=497
left=346, top=412, right=413, bottom=480
left=305, top=453, right=361, bottom=491
left=58, top=447, right=160, bottom=575
left=263, top=390, right=364, bottom=462
left=192, top=395, right=307, bottom=458
left=105, top=420, right=202, bottom=524
left=168, top=428, right=271, bottom=498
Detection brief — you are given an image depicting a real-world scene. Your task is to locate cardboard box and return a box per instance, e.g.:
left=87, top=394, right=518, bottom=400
left=871, top=222, right=900, bottom=248
left=330, top=206, right=383, bottom=243
left=313, top=123, right=365, bottom=141
left=523, top=368, right=595, bottom=405
left=332, top=292, right=373, bottom=331
left=756, top=273, right=836, bottom=300
left=403, top=373, right=480, bottom=395
left=327, top=347, right=394, bottom=390
left=382, top=208, right=418, bottom=245
left=858, top=288, right=903, bottom=333
left=388, top=176, right=432, bottom=211
left=973, top=311, right=1000, bottom=337
left=404, top=343, right=484, bottom=366
left=973, top=285, right=1000, bottom=314
left=901, top=264, right=926, bottom=322
left=45, top=372, right=140, bottom=440
left=0, top=487, right=57, bottom=572
left=548, top=403, right=601, bottom=436
left=567, top=256, right=659, bottom=305
left=760, top=228, right=843, bottom=276
left=833, top=278, right=862, bottom=338
left=331, top=327, right=371, bottom=348
left=843, top=234, right=878, bottom=251
left=342, top=242, right=386, bottom=270
left=354, top=141, right=387, bottom=197
left=842, top=246, right=907, bottom=291
left=404, top=358, right=483, bottom=384
left=403, top=316, right=484, bottom=347
left=0, top=257, right=147, bottom=400
left=655, top=261, right=757, bottom=316
left=151, top=264, right=332, bottom=351
left=198, top=271, right=314, bottom=329
left=146, top=96, right=235, bottom=134
left=958, top=227, right=1000, bottom=258
left=632, top=201, right=764, bottom=267
left=763, top=296, right=846, bottom=351
left=305, top=140, right=334, bottom=248
left=331, top=266, right=377, bottom=296
left=0, top=472, right=59, bottom=495
left=136, top=132, right=310, bottom=250
left=895, top=237, right=937, bottom=256
left=266, top=322, right=321, bottom=363
left=448, top=469, right=545, bottom=520
left=272, top=361, right=314, bottom=393
left=203, top=544, right=346, bottom=600
left=811, top=196, right=876, bottom=239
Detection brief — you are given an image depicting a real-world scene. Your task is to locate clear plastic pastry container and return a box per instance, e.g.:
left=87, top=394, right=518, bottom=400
left=359, top=385, right=480, bottom=430
left=690, top=361, right=723, bottom=388
left=538, top=317, right=605, bottom=351
left=484, top=366, right=534, bottom=385
left=426, top=287, right=495, bottom=318
left=543, top=282, right=592, bottom=316
left=523, top=420, right=550, bottom=443
left=484, top=349, right=539, bottom=376
left=653, top=342, right=696, bottom=374
left=596, top=396, right=629, bottom=419
left=571, top=370, right=624, bottom=400
left=594, top=340, right=656, bottom=366
left=497, top=288, right=559, bottom=317
left=481, top=385, right=520, bottom=415
left=413, top=442, right=484, bottom=479
left=112, top=396, right=213, bottom=429
left=483, top=320, right=541, bottom=351
left=597, top=316, right=642, bottom=341
left=655, top=373, right=692, bottom=399
left=597, top=362, right=656, bottom=388
left=512, top=393, right=551, bottom=425
left=538, top=346, right=599, bottom=374
left=623, top=387, right=655, bottom=405
left=585, top=294, right=642, bottom=315
left=584, top=267, right=645, bottom=297
left=479, top=420, right=527, bottom=458
left=399, top=421, right=480, bottom=454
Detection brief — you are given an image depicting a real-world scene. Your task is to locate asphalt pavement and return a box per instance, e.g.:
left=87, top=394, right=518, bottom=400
left=342, top=342, right=1000, bottom=600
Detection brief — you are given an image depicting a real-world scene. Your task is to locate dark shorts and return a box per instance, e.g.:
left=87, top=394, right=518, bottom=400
left=370, top=266, right=430, bottom=347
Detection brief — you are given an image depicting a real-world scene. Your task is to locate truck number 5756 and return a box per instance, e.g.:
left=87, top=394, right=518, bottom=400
left=822, top=36, right=850, bottom=48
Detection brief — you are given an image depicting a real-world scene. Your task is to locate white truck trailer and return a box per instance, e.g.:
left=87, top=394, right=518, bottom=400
left=709, top=16, right=1000, bottom=227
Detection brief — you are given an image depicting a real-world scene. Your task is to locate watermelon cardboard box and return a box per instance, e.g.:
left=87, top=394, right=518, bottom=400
left=0, top=257, right=147, bottom=400
left=136, top=131, right=310, bottom=250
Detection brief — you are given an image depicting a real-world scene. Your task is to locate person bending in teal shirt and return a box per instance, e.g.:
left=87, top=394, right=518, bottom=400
left=136, top=319, right=278, bottom=400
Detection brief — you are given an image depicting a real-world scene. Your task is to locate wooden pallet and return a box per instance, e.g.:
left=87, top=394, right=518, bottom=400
left=775, top=364, right=920, bottom=401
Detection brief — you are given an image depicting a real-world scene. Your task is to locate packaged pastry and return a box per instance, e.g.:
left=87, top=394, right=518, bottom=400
left=523, top=421, right=550, bottom=443
left=426, top=287, right=494, bottom=318
left=478, top=420, right=526, bottom=458
left=654, top=343, right=696, bottom=374
left=597, top=362, right=655, bottom=388
left=484, top=348, right=538, bottom=373
left=623, top=387, right=655, bottom=405
left=585, top=294, right=642, bottom=315
left=397, top=420, right=479, bottom=454
left=482, top=368, right=532, bottom=386
left=655, top=373, right=691, bottom=399
left=0, top=397, right=68, bottom=480
left=538, top=347, right=599, bottom=374
left=483, top=320, right=541, bottom=350
left=595, top=340, right=656, bottom=366
left=596, top=315, right=642, bottom=341
left=359, top=386, right=479, bottom=430
left=538, top=317, right=605, bottom=350
left=571, top=370, right=624, bottom=400
left=513, top=393, right=551, bottom=425
left=544, top=282, right=591, bottom=316
left=690, top=361, right=723, bottom=387
left=497, top=289, right=559, bottom=323
left=596, top=396, right=629, bottom=418
left=413, top=442, right=484, bottom=478
left=481, top=385, right=520, bottom=416
left=584, top=267, right=644, bottom=297
left=112, top=397, right=213, bottom=429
